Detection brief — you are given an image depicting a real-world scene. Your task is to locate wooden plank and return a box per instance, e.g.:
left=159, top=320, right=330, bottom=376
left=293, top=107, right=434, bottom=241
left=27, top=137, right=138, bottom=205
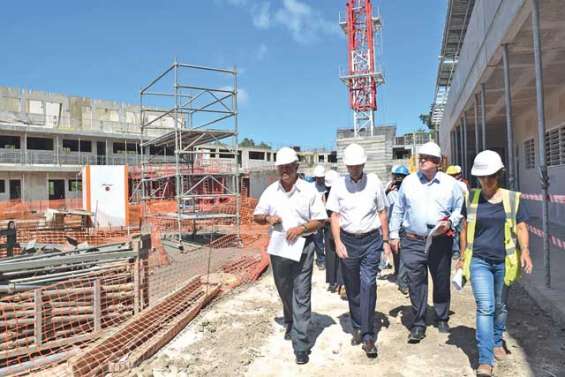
left=0, top=333, right=94, bottom=360
left=68, top=276, right=210, bottom=377
left=93, top=279, right=101, bottom=333
left=33, top=289, right=42, bottom=346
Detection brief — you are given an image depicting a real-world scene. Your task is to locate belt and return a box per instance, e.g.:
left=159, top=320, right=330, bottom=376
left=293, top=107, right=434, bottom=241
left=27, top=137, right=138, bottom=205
left=340, top=228, right=379, bottom=239
left=404, top=232, right=427, bottom=241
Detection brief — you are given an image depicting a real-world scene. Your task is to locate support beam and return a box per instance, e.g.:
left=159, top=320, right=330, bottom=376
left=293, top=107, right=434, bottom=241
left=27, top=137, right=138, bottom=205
left=502, top=44, right=516, bottom=190
left=480, top=83, right=487, bottom=150
left=474, top=94, right=480, bottom=157
left=531, top=0, right=551, bottom=288
left=461, top=112, right=469, bottom=177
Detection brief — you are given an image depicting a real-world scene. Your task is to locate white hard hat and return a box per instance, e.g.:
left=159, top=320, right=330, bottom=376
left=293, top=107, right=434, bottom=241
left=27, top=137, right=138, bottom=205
left=275, top=147, right=298, bottom=166
left=324, top=170, right=339, bottom=187
left=471, top=150, right=505, bottom=176
left=313, top=165, right=325, bottom=178
left=418, top=142, right=442, bottom=159
left=343, top=143, right=367, bottom=166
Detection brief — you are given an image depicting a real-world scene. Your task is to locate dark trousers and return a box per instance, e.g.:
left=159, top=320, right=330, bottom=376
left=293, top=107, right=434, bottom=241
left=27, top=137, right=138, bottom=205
left=400, top=235, right=453, bottom=329
left=325, top=226, right=343, bottom=286
left=270, top=237, right=315, bottom=353
left=340, top=230, right=382, bottom=341
left=393, top=250, right=409, bottom=290
left=312, top=227, right=326, bottom=264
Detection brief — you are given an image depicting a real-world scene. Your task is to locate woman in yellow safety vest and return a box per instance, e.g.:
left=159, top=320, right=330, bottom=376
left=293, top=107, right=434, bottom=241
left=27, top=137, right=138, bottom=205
left=457, top=150, right=533, bottom=377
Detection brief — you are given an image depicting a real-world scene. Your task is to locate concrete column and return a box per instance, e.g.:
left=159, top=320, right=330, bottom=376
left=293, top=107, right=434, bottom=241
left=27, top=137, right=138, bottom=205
left=480, top=83, right=487, bottom=150
left=461, top=112, right=469, bottom=177
left=502, top=44, right=515, bottom=190
left=532, top=0, right=551, bottom=288
left=474, top=94, right=480, bottom=157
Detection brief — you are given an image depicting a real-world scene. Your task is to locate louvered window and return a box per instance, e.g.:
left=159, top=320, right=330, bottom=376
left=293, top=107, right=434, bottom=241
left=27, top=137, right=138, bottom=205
left=545, top=127, right=562, bottom=166
left=524, top=139, right=535, bottom=169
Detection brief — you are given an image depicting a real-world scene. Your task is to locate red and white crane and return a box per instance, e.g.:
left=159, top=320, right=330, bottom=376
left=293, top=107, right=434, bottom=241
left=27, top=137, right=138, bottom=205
left=340, top=0, right=384, bottom=137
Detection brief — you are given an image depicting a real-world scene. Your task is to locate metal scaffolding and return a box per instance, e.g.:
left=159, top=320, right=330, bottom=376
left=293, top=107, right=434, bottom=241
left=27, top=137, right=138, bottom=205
left=139, top=62, right=240, bottom=246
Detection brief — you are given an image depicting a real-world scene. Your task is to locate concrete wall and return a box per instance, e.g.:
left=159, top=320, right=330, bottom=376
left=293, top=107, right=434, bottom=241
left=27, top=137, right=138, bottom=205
left=0, top=86, right=175, bottom=136
left=0, top=172, right=81, bottom=202
left=440, top=0, right=529, bottom=154
left=514, top=85, right=565, bottom=225
left=249, top=170, right=278, bottom=199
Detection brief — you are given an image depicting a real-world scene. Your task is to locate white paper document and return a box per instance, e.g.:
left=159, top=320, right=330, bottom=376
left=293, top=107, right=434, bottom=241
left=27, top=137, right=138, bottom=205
left=424, top=223, right=446, bottom=254
left=452, top=268, right=465, bottom=291
left=267, top=230, right=306, bottom=262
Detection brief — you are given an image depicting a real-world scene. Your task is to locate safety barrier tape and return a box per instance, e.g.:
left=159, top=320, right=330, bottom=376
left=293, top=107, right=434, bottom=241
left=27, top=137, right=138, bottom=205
left=527, top=224, right=565, bottom=250
left=521, top=193, right=565, bottom=204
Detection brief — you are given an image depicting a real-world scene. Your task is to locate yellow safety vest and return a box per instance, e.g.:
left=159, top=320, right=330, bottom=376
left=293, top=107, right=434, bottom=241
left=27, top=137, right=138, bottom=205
left=463, top=188, right=521, bottom=286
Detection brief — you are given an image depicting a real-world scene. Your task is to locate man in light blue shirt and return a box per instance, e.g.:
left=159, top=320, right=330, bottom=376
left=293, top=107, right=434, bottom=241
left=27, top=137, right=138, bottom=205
left=390, top=142, right=464, bottom=343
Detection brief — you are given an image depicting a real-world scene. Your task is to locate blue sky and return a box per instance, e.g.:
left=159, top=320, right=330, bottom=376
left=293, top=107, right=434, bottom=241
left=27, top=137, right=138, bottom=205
left=1, top=0, right=446, bottom=149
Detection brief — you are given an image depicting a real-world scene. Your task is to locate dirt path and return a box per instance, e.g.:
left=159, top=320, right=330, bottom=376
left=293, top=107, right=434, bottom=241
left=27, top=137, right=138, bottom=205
left=131, top=265, right=565, bottom=377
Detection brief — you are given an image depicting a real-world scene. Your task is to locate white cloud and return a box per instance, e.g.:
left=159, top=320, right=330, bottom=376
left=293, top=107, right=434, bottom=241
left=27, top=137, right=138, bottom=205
left=256, top=43, right=268, bottom=60
left=222, top=86, right=249, bottom=105
left=274, top=0, right=341, bottom=44
left=237, top=88, right=249, bottom=105
left=251, top=2, right=271, bottom=29
left=221, top=0, right=340, bottom=44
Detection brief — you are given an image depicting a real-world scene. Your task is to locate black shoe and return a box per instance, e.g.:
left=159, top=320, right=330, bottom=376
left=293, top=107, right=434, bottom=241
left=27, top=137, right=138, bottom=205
left=408, top=327, right=426, bottom=343
left=284, top=324, right=292, bottom=341
left=398, top=286, right=409, bottom=296
left=295, top=351, right=309, bottom=364
left=362, top=339, right=378, bottom=358
left=351, top=329, right=362, bottom=346
left=437, top=321, right=450, bottom=333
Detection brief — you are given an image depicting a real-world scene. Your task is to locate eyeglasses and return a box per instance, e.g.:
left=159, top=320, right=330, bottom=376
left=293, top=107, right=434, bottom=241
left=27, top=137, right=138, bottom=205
left=419, top=155, right=440, bottom=164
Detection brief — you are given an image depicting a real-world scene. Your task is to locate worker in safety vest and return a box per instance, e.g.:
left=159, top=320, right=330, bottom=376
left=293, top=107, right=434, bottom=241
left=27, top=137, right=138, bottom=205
left=446, top=165, right=469, bottom=195
left=389, top=142, right=464, bottom=343
left=312, top=165, right=328, bottom=270
left=456, top=150, right=532, bottom=377
left=326, top=143, right=390, bottom=359
left=253, top=147, right=327, bottom=365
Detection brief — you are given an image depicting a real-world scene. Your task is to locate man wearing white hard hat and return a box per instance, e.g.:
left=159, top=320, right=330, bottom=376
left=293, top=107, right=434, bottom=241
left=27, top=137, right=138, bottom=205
left=390, top=141, right=464, bottom=343
left=312, top=165, right=328, bottom=270
left=326, top=143, right=391, bottom=358
left=253, top=147, right=327, bottom=365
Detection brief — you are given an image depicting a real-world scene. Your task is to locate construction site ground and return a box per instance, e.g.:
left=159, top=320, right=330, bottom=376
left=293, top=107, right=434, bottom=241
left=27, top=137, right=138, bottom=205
left=129, top=264, right=565, bottom=377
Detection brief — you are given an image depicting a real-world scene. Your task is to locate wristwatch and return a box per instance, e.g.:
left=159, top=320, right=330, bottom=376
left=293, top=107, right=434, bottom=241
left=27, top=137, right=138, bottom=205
left=383, top=239, right=390, bottom=244
left=302, top=224, right=309, bottom=233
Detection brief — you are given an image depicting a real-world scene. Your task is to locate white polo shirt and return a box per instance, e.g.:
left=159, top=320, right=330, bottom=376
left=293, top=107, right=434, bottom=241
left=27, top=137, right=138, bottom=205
left=326, top=173, right=389, bottom=234
left=253, top=178, right=328, bottom=235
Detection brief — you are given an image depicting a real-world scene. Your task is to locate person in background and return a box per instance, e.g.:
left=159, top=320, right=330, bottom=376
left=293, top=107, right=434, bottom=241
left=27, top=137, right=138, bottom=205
left=253, top=147, right=327, bottom=365
left=390, top=142, right=464, bottom=343
left=447, top=165, right=469, bottom=259
left=327, top=143, right=390, bottom=358
left=457, top=150, right=532, bottom=377
left=447, top=165, right=469, bottom=195
left=323, top=170, right=344, bottom=294
left=386, top=165, right=410, bottom=295
left=312, top=165, right=327, bottom=270
left=1, top=221, right=18, bottom=258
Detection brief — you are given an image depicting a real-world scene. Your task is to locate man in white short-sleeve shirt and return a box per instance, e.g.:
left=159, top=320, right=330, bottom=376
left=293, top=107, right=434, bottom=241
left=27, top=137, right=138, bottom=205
left=253, top=147, right=327, bottom=365
left=326, top=143, right=391, bottom=359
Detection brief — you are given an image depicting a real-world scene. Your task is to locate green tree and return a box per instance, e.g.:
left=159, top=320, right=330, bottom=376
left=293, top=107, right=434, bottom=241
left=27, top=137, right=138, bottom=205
left=239, top=138, right=256, bottom=147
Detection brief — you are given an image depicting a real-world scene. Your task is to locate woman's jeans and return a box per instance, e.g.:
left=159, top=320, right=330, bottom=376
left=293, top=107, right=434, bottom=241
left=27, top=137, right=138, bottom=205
left=470, top=256, right=508, bottom=366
